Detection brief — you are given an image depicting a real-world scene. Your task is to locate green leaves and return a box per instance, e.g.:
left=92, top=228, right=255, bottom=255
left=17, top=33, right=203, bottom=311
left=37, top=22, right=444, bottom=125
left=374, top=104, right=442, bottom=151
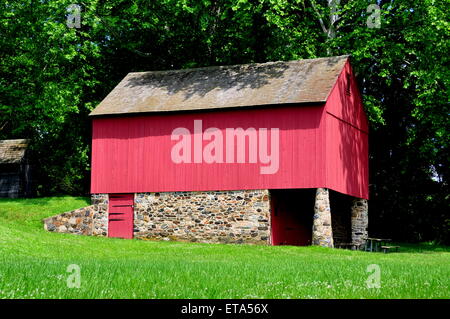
left=0, top=0, right=99, bottom=194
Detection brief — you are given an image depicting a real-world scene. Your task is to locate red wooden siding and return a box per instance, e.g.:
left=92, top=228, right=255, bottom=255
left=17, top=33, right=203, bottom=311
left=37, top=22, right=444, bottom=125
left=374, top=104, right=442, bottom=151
left=91, top=105, right=328, bottom=194
left=325, top=61, right=368, bottom=132
left=108, top=194, right=134, bottom=239
left=324, top=61, right=369, bottom=199
left=325, top=115, right=369, bottom=198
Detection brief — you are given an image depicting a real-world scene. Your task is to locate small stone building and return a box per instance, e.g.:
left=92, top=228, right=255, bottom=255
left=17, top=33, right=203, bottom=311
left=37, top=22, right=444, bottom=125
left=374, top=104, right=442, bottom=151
left=44, top=55, right=369, bottom=247
left=0, top=139, right=33, bottom=198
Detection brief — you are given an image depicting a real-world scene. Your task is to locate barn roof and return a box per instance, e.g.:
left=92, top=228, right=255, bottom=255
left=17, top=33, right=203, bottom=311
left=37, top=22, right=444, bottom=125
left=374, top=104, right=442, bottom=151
left=0, top=139, right=29, bottom=164
left=89, top=55, right=349, bottom=116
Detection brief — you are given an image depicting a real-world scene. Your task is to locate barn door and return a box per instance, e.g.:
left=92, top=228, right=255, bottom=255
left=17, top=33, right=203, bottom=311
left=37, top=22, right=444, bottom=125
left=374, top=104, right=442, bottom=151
left=108, top=194, right=134, bottom=239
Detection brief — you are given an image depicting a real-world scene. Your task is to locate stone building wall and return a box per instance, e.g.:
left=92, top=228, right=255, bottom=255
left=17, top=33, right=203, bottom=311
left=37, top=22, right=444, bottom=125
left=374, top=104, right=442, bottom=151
left=91, top=193, right=109, bottom=236
left=133, top=190, right=271, bottom=244
left=43, top=205, right=99, bottom=236
left=43, top=190, right=271, bottom=244
left=43, top=194, right=109, bottom=237
left=43, top=188, right=364, bottom=248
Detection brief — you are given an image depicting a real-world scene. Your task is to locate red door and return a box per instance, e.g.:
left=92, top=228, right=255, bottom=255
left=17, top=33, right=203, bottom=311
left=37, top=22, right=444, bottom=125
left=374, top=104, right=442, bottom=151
left=108, top=194, right=134, bottom=239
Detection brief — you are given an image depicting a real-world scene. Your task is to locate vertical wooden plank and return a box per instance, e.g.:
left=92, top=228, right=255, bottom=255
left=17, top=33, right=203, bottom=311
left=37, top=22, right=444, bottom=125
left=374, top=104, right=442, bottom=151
left=324, top=61, right=369, bottom=199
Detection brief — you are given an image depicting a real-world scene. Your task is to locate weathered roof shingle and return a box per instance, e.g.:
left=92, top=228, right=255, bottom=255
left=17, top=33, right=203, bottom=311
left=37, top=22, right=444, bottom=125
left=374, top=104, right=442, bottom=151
left=89, top=55, right=349, bottom=116
left=0, top=139, right=29, bottom=164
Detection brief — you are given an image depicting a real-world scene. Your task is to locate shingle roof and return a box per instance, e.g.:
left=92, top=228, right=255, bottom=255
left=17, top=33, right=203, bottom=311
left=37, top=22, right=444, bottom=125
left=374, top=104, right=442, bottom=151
left=89, top=55, right=349, bottom=116
left=0, top=139, right=29, bottom=164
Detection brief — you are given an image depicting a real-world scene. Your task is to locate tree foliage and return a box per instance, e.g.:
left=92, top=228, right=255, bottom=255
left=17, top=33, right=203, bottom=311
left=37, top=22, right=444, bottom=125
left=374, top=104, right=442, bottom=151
left=0, top=0, right=448, bottom=242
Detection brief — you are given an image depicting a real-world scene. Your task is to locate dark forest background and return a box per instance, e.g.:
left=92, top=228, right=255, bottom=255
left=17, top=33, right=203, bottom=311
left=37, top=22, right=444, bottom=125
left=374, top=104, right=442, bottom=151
left=0, top=0, right=448, bottom=243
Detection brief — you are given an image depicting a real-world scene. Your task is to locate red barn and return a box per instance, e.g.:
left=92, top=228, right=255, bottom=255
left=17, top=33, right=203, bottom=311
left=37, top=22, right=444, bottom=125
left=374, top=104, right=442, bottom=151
left=45, top=55, right=369, bottom=247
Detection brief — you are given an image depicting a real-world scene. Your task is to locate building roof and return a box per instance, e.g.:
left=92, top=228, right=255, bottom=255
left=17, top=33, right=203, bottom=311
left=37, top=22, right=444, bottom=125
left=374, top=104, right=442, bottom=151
left=0, top=139, right=29, bottom=164
left=89, top=55, right=349, bottom=116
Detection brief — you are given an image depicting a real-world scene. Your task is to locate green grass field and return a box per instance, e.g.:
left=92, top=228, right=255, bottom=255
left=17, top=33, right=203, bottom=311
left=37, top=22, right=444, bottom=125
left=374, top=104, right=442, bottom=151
left=0, top=196, right=448, bottom=299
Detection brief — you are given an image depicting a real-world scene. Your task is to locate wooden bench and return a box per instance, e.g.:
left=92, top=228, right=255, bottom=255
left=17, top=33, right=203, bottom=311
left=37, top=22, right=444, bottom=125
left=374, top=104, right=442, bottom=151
left=365, top=238, right=392, bottom=252
left=335, top=243, right=362, bottom=250
left=381, top=245, right=400, bottom=253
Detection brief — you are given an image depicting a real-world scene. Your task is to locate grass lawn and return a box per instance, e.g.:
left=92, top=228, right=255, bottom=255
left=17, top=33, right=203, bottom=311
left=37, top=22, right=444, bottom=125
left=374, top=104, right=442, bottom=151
left=0, top=196, right=448, bottom=299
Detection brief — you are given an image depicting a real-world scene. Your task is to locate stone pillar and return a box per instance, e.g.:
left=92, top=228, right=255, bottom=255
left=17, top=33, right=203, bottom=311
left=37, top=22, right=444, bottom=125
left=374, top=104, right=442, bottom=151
left=312, top=188, right=334, bottom=248
left=351, top=198, right=368, bottom=246
left=91, top=193, right=109, bottom=236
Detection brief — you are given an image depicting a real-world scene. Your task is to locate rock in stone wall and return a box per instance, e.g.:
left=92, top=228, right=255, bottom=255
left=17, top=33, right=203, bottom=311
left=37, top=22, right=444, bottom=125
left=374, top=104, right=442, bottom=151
left=312, top=188, right=334, bottom=247
left=43, top=205, right=98, bottom=235
left=91, top=193, right=108, bottom=236
left=134, top=190, right=271, bottom=244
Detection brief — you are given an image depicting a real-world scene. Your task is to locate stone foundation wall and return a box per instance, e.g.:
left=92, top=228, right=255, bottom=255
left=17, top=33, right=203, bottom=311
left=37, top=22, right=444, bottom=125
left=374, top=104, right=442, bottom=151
left=43, top=188, right=365, bottom=248
left=43, top=190, right=271, bottom=244
left=43, top=205, right=99, bottom=235
left=134, top=190, right=271, bottom=244
left=43, top=194, right=109, bottom=237
left=91, top=193, right=108, bottom=236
